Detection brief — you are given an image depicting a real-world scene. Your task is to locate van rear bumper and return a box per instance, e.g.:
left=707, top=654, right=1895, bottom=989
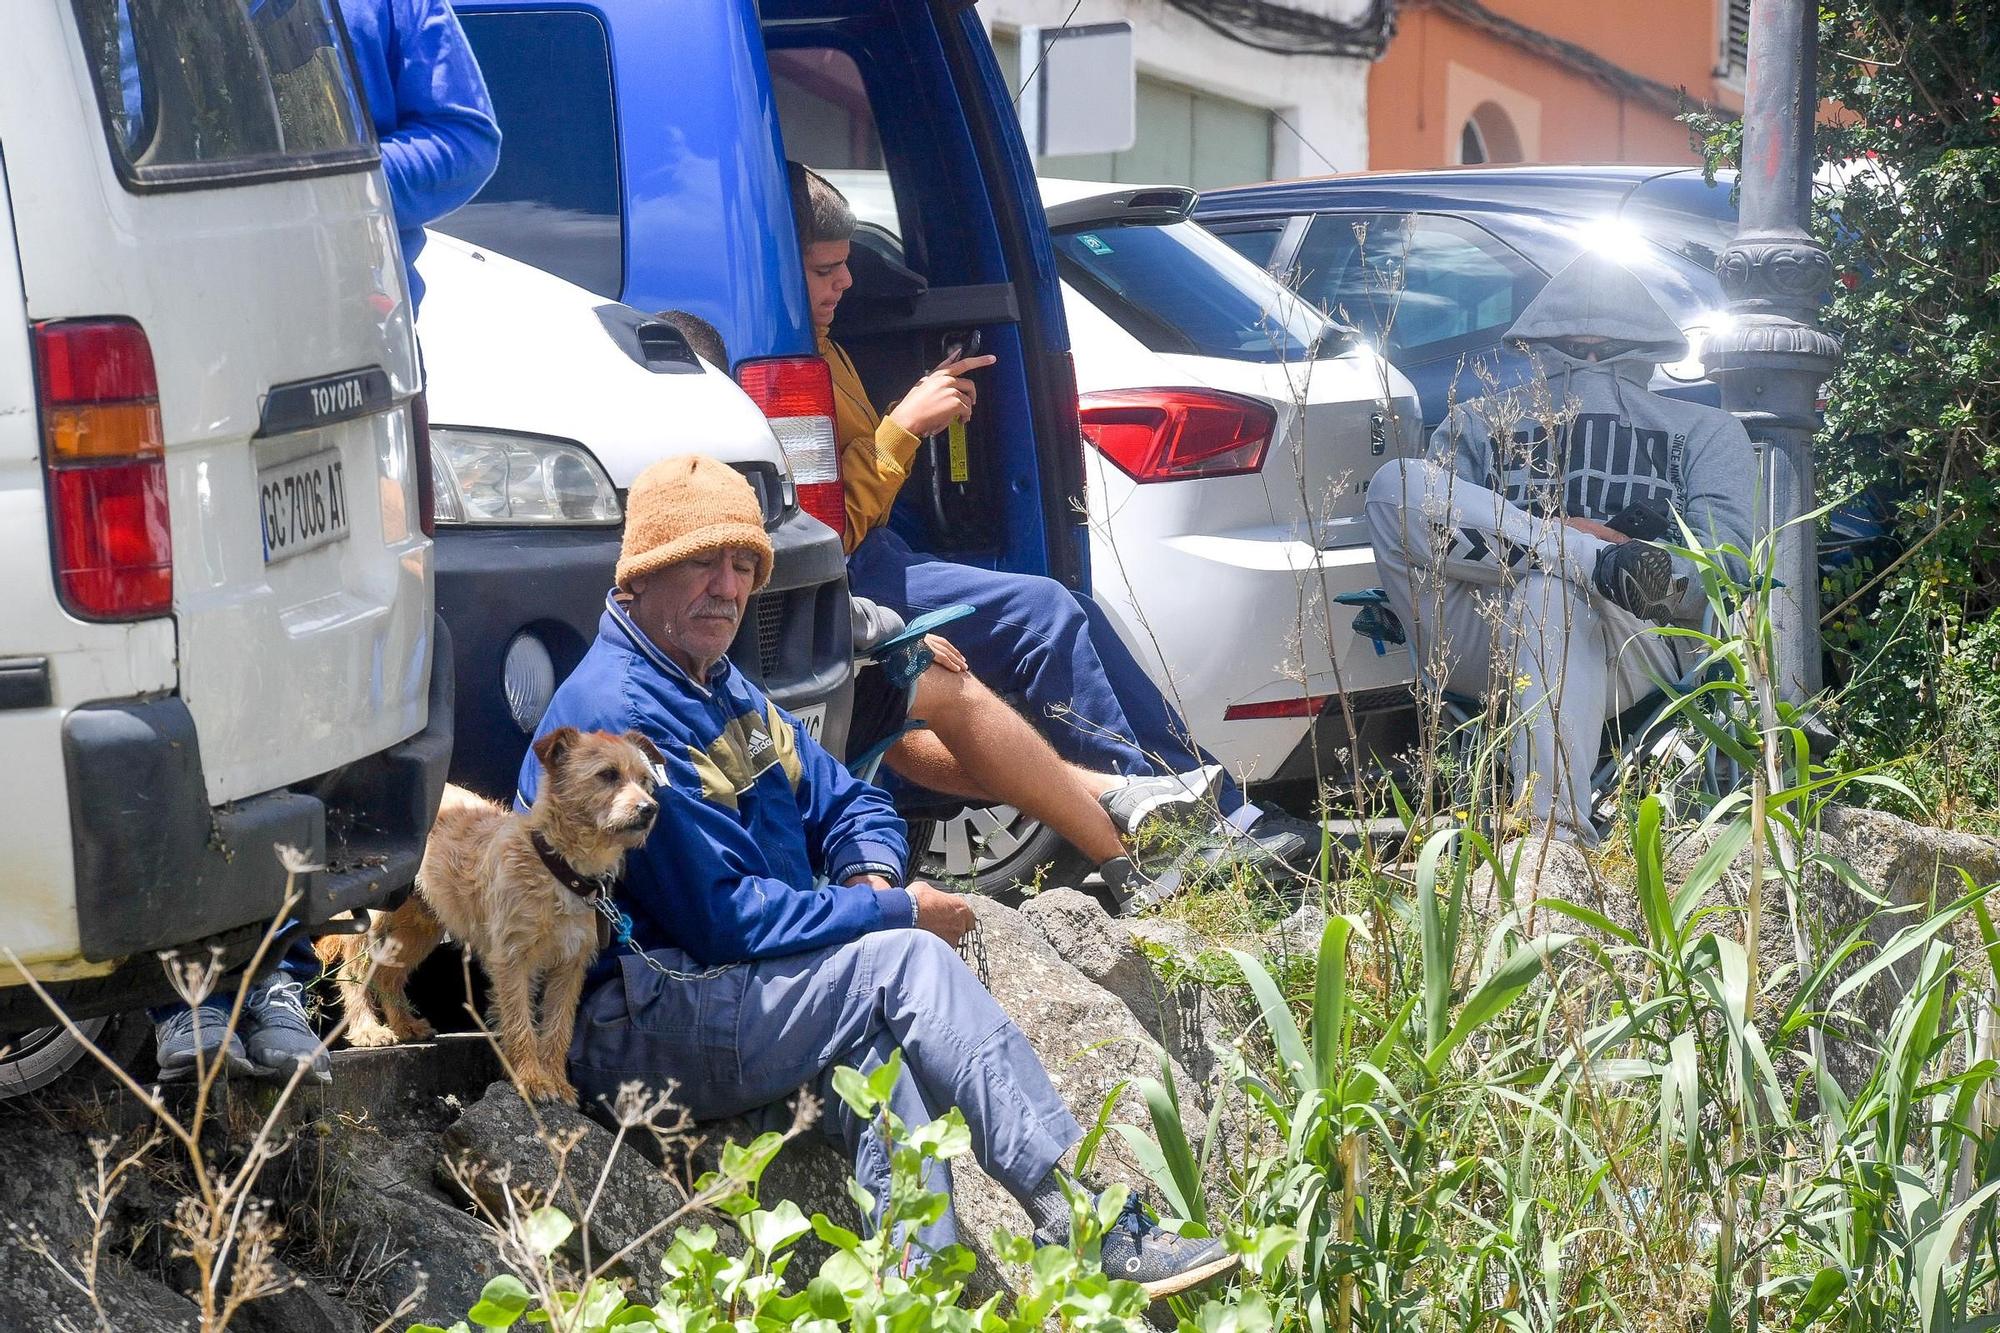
left=60, top=616, right=454, bottom=962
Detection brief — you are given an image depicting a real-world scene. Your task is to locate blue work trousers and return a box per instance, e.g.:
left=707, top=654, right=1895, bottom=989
left=568, top=927, right=1082, bottom=1255
left=848, top=529, right=1241, bottom=813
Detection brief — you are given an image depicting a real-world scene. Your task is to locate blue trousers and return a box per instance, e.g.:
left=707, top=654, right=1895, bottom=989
left=568, top=928, right=1082, bottom=1254
left=849, top=529, right=1241, bottom=813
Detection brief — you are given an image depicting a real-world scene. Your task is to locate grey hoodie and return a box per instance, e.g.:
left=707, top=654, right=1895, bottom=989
left=1427, top=250, right=1757, bottom=624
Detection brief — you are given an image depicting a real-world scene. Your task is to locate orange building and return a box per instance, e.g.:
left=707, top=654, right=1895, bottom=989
left=1369, top=0, right=1747, bottom=168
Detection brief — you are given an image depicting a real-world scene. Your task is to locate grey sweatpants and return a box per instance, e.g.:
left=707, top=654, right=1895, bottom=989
left=1365, top=458, right=1680, bottom=838
left=568, top=927, right=1082, bottom=1255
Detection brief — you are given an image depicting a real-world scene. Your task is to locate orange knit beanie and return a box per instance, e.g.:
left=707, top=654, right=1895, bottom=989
left=615, top=454, right=774, bottom=593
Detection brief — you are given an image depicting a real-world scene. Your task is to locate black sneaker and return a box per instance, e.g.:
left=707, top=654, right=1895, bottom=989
left=1591, top=540, right=1679, bottom=620
left=1094, top=1194, right=1237, bottom=1299
left=1239, top=809, right=1326, bottom=876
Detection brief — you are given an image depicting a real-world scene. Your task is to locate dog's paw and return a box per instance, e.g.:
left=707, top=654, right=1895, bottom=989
left=514, top=1072, right=579, bottom=1106
left=344, top=1022, right=402, bottom=1049
left=386, top=1015, right=435, bottom=1042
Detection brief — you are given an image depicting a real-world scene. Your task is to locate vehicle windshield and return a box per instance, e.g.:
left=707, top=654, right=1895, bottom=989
left=71, top=0, right=375, bottom=189
left=1053, top=219, right=1345, bottom=364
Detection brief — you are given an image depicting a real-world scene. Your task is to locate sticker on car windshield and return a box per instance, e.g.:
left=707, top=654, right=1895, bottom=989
left=1077, top=233, right=1113, bottom=256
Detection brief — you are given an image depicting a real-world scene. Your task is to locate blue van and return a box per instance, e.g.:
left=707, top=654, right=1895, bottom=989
left=435, top=2, right=1087, bottom=698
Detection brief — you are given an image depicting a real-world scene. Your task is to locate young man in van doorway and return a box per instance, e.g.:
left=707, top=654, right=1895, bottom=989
left=789, top=165, right=1321, bottom=899
left=152, top=0, right=501, bottom=1086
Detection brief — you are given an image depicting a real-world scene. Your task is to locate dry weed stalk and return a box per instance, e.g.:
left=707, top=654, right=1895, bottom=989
left=2, top=848, right=409, bottom=1332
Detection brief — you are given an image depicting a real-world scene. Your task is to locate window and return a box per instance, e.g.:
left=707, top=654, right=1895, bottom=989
left=71, top=0, right=374, bottom=189
left=1718, top=0, right=1751, bottom=80
left=1457, top=103, right=1522, bottom=167
left=1209, top=222, right=1288, bottom=273
left=1053, top=220, right=1335, bottom=363
left=445, top=12, right=623, bottom=298
left=1289, top=213, right=1543, bottom=363
left=769, top=48, right=884, bottom=173
left=992, top=29, right=1273, bottom=189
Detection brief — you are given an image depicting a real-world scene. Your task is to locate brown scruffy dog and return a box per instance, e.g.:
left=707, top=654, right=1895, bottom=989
left=318, top=726, right=663, bottom=1103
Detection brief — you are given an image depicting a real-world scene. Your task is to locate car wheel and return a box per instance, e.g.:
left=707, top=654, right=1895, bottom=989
left=0, top=1016, right=108, bottom=1100
left=914, top=804, right=1090, bottom=902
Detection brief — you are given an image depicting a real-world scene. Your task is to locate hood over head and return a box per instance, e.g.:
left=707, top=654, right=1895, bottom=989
left=1506, top=250, right=1688, bottom=364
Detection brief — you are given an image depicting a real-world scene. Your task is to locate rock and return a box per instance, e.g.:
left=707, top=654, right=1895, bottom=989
left=0, top=1114, right=203, bottom=1331
left=302, top=1109, right=507, bottom=1325
left=232, top=1261, right=369, bottom=1333
left=440, top=1082, right=696, bottom=1281
left=1259, top=905, right=1329, bottom=960
left=1021, top=889, right=1172, bottom=1041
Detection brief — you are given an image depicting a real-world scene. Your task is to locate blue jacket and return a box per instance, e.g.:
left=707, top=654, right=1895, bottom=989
left=519, top=595, right=915, bottom=972
left=338, top=0, right=500, bottom=310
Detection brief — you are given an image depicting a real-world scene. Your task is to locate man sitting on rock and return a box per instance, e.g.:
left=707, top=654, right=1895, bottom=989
left=1365, top=250, right=1756, bottom=844
left=520, top=454, right=1234, bottom=1296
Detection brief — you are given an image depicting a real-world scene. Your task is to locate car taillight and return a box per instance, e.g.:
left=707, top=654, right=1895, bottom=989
left=33, top=319, right=172, bottom=621
left=1079, top=389, right=1275, bottom=483
left=1223, top=694, right=1330, bottom=721
left=736, top=356, right=844, bottom=537
left=411, top=389, right=436, bottom=538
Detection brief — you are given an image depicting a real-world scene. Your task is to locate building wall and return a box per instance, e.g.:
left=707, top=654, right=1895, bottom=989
left=981, top=0, right=1374, bottom=188
left=1368, top=0, right=1745, bottom=169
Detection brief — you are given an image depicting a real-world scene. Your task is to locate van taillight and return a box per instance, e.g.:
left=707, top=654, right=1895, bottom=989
left=411, top=389, right=436, bottom=538
left=33, top=319, right=172, bottom=621
left=1079, top=389, right=1275, bottom=483
left=735, top=356, right=845, bottom=538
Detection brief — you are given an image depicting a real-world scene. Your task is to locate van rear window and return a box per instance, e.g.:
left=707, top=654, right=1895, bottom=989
left=71, top=0, right=375, bottom=190
left=441, top=11, right=624, bottom=298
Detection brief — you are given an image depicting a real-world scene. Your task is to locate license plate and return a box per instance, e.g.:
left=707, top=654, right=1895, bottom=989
left=259, top=448, right=351, bottom=564
left=793, top=703, right=827, bottom=743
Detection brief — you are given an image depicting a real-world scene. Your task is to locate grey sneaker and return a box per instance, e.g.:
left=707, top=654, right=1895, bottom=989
left=242, top=974, right=331, bottom=1084
left=154, top=1003, right=253, bottom=1083
left=1058, top=1195, right=1237, bottom=1300
left=1099, top=764, right=1224, bottom=841
left=1592, top=540, right=1679, bottom=620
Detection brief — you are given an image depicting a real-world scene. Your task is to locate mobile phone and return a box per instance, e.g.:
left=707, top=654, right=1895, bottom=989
left=941, top=328, right=982, bottom=363
left=1603, top=496, right=1676, bottom=542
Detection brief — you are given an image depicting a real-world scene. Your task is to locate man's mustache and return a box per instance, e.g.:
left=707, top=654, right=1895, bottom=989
left=692, top=598, right=741, bottom=623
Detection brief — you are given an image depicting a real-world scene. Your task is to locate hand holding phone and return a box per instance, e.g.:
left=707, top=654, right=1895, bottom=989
left=1603, top=496, right=1676, bottom=543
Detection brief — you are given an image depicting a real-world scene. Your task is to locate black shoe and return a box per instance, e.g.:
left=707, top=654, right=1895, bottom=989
left=1592, top=540, right=1679, bottom=619
left=1240, top=809, right=1326, bottom=876
left=1092, top=1194, right=1237, bottom=1299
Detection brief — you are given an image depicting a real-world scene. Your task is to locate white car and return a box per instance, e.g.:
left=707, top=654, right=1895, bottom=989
left=831, top=173, right=1421, bottom=887
left=1, top=2, right=444, bottom=1094
left=415, top=234, right=855, bottom=799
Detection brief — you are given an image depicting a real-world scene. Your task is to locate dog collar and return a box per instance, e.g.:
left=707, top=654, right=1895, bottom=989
left=530, top=830, right=613, bottom=900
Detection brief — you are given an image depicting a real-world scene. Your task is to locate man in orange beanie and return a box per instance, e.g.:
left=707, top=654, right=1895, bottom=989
left=516, top=455, right=1233, bottom=1294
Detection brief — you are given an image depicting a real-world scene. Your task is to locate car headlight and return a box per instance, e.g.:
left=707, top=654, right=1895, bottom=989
left=428, top=427, right=621, bottom=525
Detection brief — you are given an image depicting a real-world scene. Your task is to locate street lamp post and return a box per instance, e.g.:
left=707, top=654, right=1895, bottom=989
left=1708, top=0, right=1841, bottom=700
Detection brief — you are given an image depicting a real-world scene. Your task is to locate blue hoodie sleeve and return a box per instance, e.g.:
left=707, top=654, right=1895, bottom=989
left=377, top=0, right=500, bottom=228
left=637, top=767, right=913, bottom=966
left=780, top=705, right=910, bottom=888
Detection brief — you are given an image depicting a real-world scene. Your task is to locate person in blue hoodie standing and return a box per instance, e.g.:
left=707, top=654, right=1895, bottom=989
left=337, top=0, right=501, bottom=312
left=522, top=455, right=1237, bottom=1299
left=151, top=0, right=499, bottom=1086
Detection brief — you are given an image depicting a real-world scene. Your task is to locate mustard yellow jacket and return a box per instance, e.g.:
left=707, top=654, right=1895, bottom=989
left=819, top=332, right=920, bottom=556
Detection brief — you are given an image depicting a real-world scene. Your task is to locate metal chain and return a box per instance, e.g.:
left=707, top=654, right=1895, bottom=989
left=590, top=894, right=735, bottom=982
left=956, top=921, right=988, bottom=986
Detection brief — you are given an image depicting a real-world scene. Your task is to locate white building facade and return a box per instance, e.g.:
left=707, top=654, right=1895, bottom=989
left=981, top=0, right=1386, bottom=189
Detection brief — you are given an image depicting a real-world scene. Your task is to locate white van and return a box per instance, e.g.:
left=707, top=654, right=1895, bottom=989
left=414, top=233, right=854, bottom=800
left=0, top=1, right=448, bottom=1093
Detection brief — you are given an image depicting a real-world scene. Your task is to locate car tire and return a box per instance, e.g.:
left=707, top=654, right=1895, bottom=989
left=0, top=1016, right=110, bottom=1100
left=913, top=804, right=1091, bottom=904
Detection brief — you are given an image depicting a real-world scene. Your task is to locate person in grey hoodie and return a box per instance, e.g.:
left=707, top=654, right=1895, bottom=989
left=1365, top=250, right=1757, bottom=842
